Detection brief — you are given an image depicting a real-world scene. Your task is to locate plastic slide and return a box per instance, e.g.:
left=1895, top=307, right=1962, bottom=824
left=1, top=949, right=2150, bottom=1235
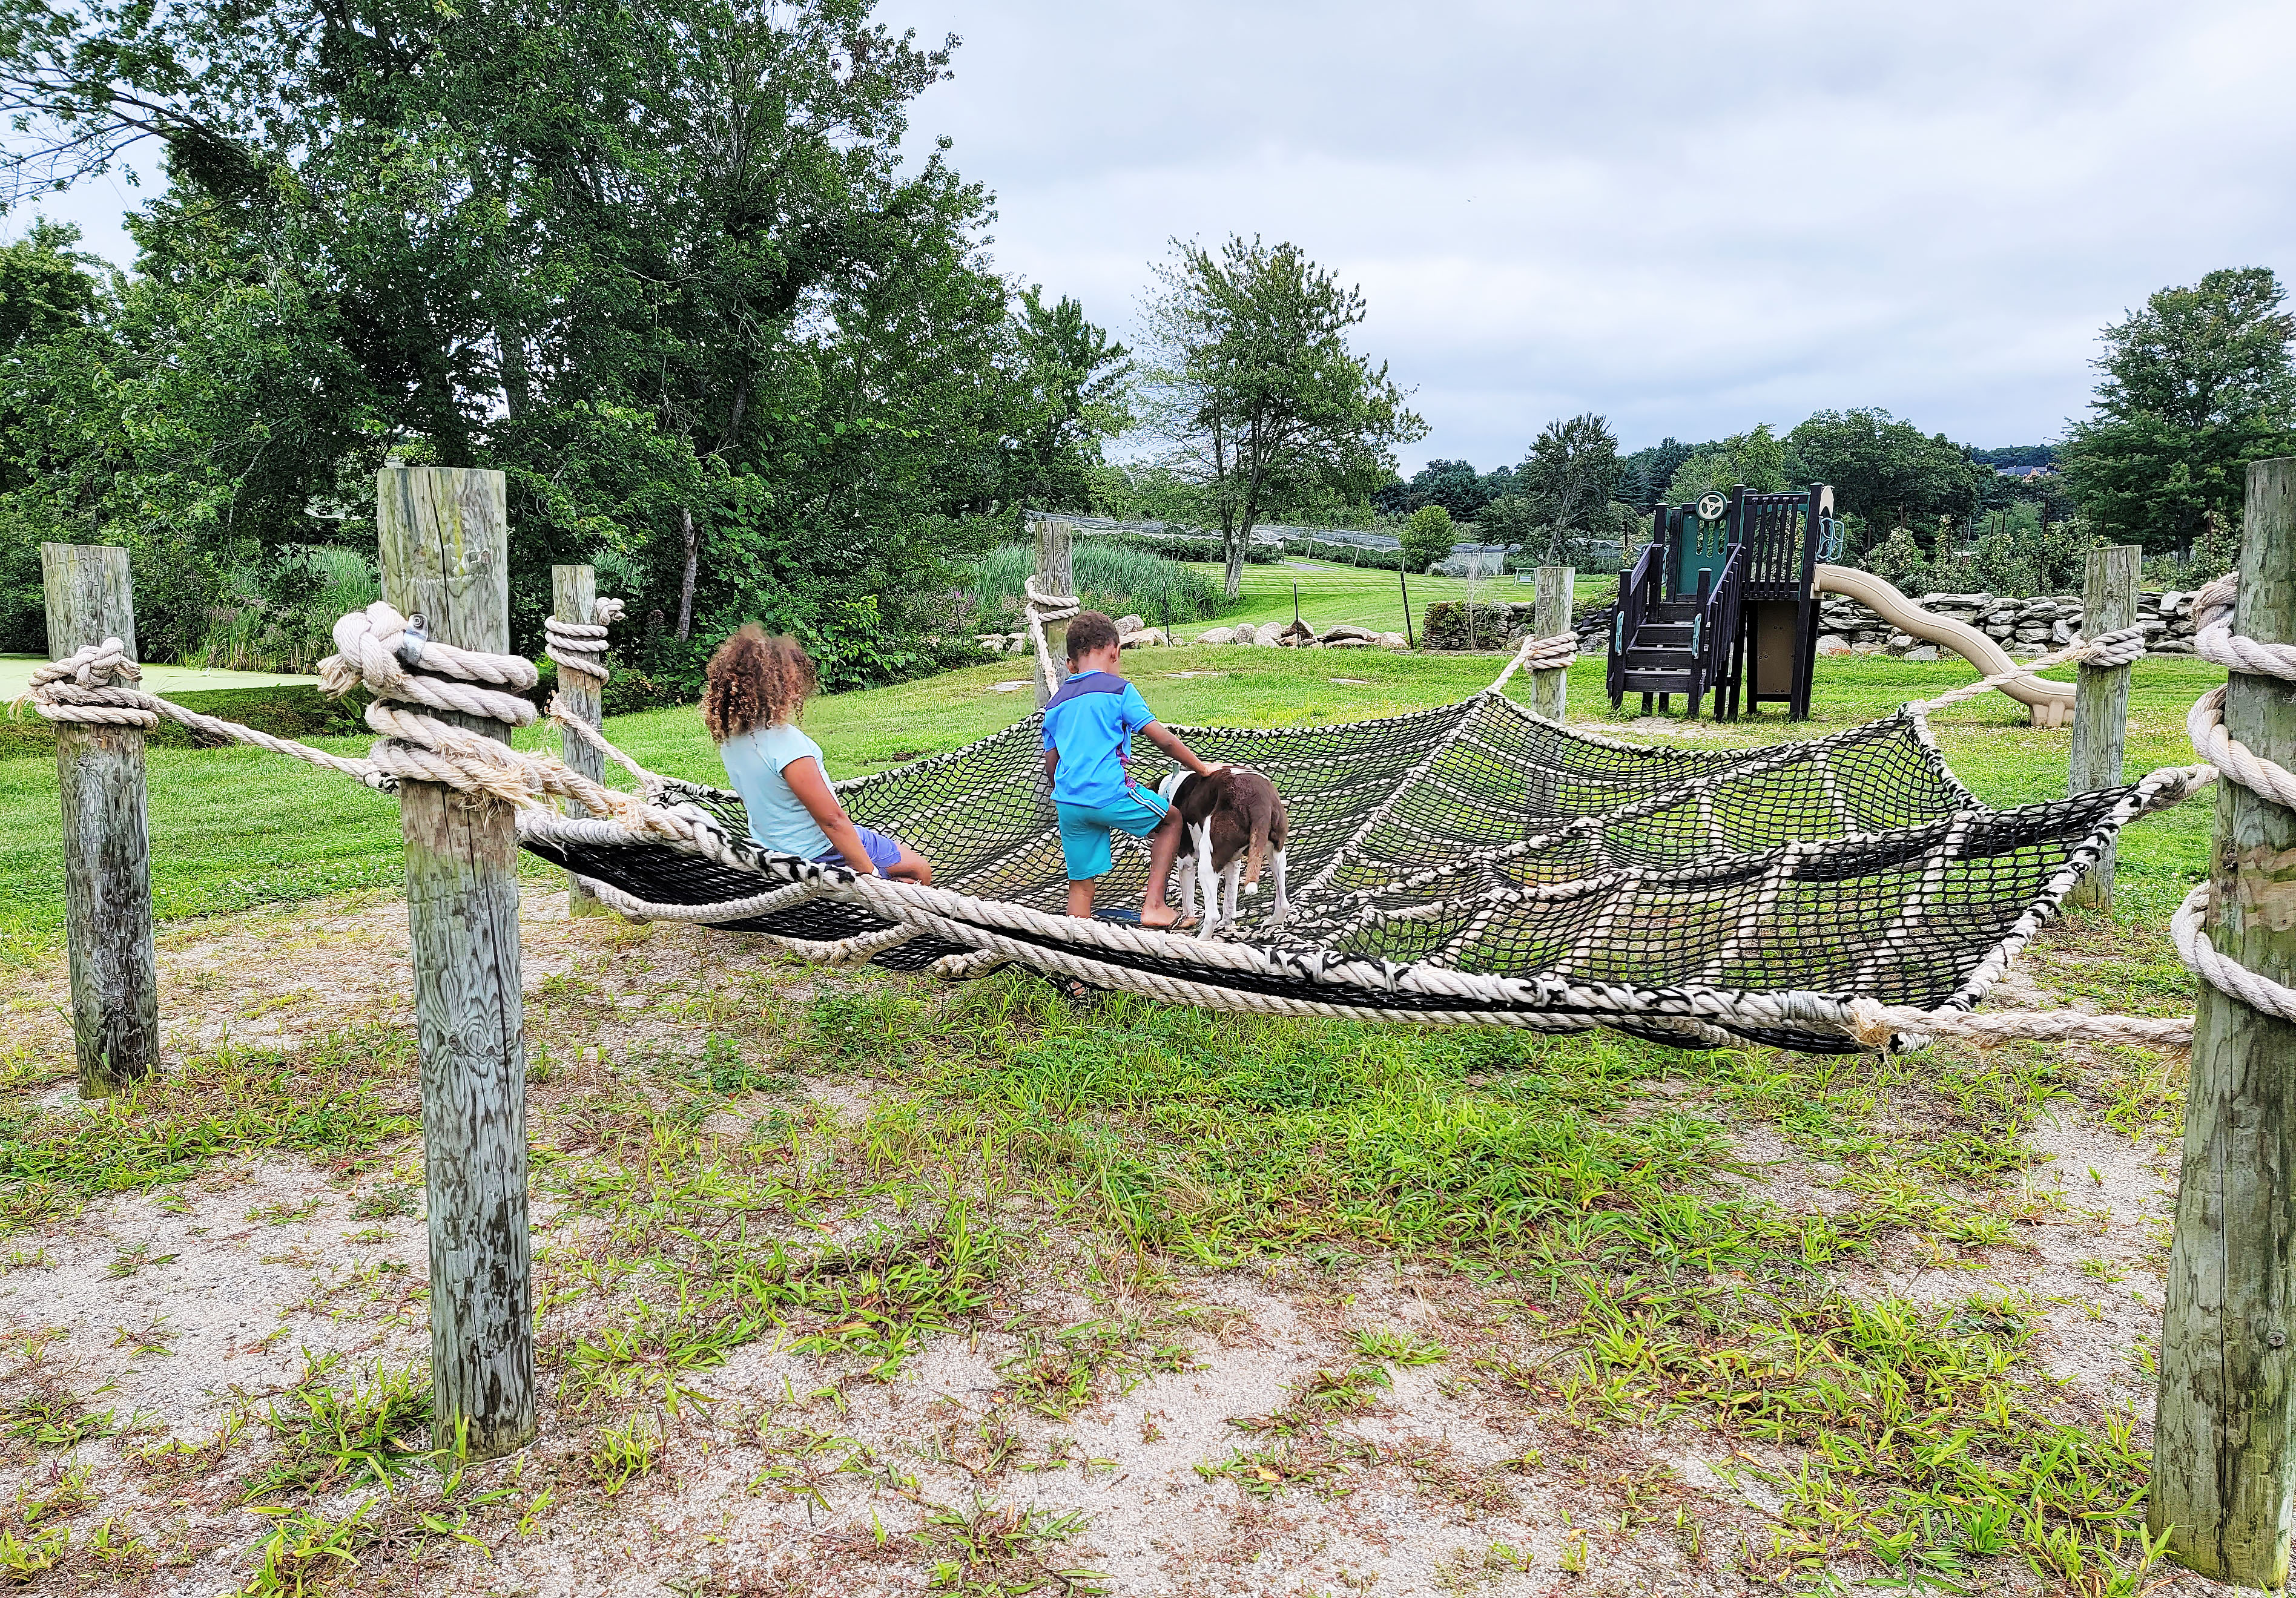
left=1814, top=564, right=2075, bottom=727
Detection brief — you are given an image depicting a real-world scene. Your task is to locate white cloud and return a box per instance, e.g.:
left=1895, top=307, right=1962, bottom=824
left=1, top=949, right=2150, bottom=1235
left=16, top=0, right=2292, bottom=473
left=880, top=0, right=2296, bottom=466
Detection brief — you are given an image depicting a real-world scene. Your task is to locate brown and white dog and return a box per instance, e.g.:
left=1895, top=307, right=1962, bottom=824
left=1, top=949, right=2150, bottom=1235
left=1155, top=766, right=1290, bottom=936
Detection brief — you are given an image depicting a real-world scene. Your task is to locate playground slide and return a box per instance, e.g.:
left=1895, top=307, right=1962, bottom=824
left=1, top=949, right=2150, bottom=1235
left=1813, top=564, right=2076, bottom=728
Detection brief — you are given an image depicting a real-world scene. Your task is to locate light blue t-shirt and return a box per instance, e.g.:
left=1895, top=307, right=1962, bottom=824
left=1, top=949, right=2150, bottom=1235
left=1041, top=671, right=1158, bottom=808
left=719, top=723, right=835, bottom=858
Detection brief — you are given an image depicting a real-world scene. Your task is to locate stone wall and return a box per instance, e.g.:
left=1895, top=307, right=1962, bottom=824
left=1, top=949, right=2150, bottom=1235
left=1420, top=600, right=1610, bottom=654
left=1817, top=589, right=2202, bottom=660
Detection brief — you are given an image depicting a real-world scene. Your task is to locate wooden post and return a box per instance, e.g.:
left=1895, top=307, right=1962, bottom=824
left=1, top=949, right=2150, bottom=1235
left=2153, top=458, right=2296, bottom=1583
left=551, top=564, right=606, bottom=918
left=377, top=467, right=536, bottom=1460
left=41, top=544, right=159, bottom=1097
left=1032, top=513, right=1074, bottom=708
left=2067, top=544, right=2140, bottom=909
left=1531, top=565, right=1574, bottom=721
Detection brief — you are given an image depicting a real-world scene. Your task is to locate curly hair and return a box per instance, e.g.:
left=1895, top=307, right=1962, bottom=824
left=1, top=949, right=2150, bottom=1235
left=702, top=626, right=819, bottom=743
left=1064, top=609, right=1121, bottom=660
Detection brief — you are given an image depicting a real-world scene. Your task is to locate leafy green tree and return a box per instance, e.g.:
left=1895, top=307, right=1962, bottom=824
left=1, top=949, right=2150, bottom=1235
left=1514, top=412, right=1621, bottom=533
left=1140, top=234, right=1426, bottom=597
left=1661, top=423, right=1789, bottom=506
left=0, top=0, right=1105, bottom=682
left=1374, top=458, right=1496, bottom=521
left=1399, top=504, right=1454, bottom=573
left=1786, top=408, right=1988, bottom=533
left=2060, top=267, right=2296, bottom=553
left=998, top=287, right=1131, bottom=512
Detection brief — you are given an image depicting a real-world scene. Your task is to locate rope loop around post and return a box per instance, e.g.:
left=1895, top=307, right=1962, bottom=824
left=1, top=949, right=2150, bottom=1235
left=1023, top=576, right=1081, bottom=704
left=544, top=596, right=625, bottom=686
left=1488, top=630, right=1580, bottom=697
left=1903, top=625, right=2149, bottom=717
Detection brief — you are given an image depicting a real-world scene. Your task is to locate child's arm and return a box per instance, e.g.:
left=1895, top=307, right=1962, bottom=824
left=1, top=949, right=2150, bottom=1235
left=1043, top=746, right=1059, bottom=785
left=783, top=756, right=882, bottom=876
left=1142, top=721, right=1226, bottom=778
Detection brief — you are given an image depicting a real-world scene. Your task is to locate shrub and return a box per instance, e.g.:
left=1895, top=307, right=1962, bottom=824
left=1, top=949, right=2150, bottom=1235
left=1861, top=526, right=1930, bottom=591
left=1400, top=505, right=1455, bottom=573
left=963, top=539, right=1224, bottom=631
left=195, top=545, right=380, bottom=672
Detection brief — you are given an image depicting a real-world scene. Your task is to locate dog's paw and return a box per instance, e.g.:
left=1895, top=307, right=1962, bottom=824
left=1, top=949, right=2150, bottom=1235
left=1244, top=883, right=1259, bottom=896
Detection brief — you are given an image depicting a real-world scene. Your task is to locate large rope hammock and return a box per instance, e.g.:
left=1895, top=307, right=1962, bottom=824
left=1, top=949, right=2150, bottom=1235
left=25, top=578, right=2284, bottom=1057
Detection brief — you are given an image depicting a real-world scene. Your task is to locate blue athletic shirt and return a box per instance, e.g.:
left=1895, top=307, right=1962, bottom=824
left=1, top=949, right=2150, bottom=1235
left=1042, top=671, right=1158, bottom=807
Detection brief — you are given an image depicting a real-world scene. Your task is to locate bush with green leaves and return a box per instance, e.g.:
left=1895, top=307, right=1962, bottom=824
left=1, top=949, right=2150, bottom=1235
left=196, top=545, right=380, bottom=672
left=963, top=539, right=1224, bottom=631
left=1399, top=505, right=1455, bottom=573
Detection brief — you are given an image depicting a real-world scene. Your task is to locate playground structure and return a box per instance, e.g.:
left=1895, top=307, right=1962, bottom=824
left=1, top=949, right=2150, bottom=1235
left=1608, top=484, right=2079, bottom=726
left=25, top=460, right=2296, bottom=1583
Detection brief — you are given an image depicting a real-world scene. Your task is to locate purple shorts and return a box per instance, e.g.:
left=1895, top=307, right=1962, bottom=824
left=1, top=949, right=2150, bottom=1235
left=815, top=825, right=905, bottom=875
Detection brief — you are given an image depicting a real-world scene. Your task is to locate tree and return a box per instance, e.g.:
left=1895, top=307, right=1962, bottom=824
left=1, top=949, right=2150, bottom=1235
left=1787, top=409, right=1988, bottom=533
left=1140, top=235, right=1426, bottom=597
left=1373, top=458, right=1495, bottom=521
left=1399, top=504, right=1454, bottom=573
left=1620, top=437, right=1692, bottom=509
left=1514, top=412, right=1620, bottom=532
left=998, top=287, right=1132, bottom=513
left=0, top=0, right=1096, bottom=681
left=1661, top=423, right=1790, bottom=506
left=2060, top=267, right=2296, bottom=553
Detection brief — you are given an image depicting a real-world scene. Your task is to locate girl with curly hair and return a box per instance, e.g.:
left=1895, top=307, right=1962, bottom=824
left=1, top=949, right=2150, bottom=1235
left=703, top=627, right=931, bottom=883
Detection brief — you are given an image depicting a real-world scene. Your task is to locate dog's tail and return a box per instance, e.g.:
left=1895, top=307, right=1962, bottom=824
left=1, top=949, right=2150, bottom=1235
left=1242, top=783, right=1275, bottom=894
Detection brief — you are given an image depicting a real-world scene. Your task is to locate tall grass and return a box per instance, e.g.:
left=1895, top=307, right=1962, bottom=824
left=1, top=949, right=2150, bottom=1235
left=965, top=540, right=1225, bottom=632
left=196, top=546, right=381, bottom=672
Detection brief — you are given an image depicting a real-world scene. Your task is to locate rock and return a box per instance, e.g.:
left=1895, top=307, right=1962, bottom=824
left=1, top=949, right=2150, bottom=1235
left=1113, top=614, right=1146, bottom=636
left=1887, top=632, right=1915, bottom=652
left=1196, top=627, right=1237, bottom=646
left=1119, top=629, right=1164, bottom=648
left=974, top=633, right=1005, bottom=649
left=1902, top=645, right=1939, bottom=662
left=1254, top=630, right=1286, bottom=647
left=1323, top=623, right=1376, bottom=642
left=1379, top=631, right=1408, bottom=649
left=2050, top=620, right=2076, bottom=645
left=1233, top=622, right=1257, bottom=645
left=2013, top=625, right=2049, bottom=642
left=1815, top=635, right=1853, bottom=656
left=1325, top=637, right=1374, bottom=648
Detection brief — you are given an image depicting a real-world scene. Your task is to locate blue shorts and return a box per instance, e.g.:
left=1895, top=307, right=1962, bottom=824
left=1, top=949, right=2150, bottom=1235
left=1055, top=789, right=1171, bottom=881
left=814, top=825, right=905, bottom=875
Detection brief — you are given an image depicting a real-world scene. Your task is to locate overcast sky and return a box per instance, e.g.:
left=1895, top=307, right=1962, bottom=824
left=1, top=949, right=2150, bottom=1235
left=19, top=0, right=2295, bottom=472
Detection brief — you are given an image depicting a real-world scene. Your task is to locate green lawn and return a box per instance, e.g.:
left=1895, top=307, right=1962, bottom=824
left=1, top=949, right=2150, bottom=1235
left=1178, top=557, right=1614, bottom=639
left=0, top=642, right=2218, bottom=953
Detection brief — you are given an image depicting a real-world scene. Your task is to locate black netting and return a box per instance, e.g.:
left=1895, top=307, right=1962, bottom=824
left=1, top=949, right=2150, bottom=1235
left=521, top=696, right=2146, bottom=1054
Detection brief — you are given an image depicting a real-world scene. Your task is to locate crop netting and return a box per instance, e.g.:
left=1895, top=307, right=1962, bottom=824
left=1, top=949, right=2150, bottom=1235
left=519, top=693, right=2154, bottom=1053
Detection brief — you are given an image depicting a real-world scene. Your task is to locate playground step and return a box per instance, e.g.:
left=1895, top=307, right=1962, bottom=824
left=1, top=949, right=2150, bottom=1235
left=1622, top=647, right=1698, bottom=671
left=1633, top=623, right=1694, bottom=648
left=1618, top=667, right=1695, bottom=691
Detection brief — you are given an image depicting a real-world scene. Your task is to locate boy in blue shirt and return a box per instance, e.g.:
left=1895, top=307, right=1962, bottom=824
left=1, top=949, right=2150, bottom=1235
left=1043, top=611, right=1225, bottom=924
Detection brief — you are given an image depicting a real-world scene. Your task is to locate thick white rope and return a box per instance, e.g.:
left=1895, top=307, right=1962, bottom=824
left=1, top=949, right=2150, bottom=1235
left=8, top=590, right=2243, bottom=1056
left=1023, top=577, right=1080, bottom=703
left=544, top=596, right=626, bottom=685
left=1488, top=630, right=1580, bottom=696
left=1904, top=626, right=2149, bottom=716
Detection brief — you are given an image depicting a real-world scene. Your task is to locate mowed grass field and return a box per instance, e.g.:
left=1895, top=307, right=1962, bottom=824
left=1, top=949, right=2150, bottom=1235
left=1175, top=556, right=1617, bottom=639
left=0, top=639, right=2217, bottom=952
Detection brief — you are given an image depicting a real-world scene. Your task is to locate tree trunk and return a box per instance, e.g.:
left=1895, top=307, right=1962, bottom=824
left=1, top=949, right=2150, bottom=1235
left=676, top=505, right=699, bottom=641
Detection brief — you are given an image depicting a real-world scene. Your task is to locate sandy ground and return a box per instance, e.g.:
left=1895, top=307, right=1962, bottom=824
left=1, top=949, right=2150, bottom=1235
left=0, top=887, right=2224, bottom=1597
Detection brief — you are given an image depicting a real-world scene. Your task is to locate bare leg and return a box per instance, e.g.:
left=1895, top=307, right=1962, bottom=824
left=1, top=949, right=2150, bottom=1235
left=1140, top=812, right=1187, bottom=927
left=1066, top=879, right=1096, bottom=918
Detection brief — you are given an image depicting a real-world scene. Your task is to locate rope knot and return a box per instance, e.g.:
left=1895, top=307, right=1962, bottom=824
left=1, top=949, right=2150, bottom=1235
left=16, top=637, right=162, bottom=727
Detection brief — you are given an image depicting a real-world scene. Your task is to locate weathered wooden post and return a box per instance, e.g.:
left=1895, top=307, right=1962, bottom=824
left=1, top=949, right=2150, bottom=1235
left=2067, top=544, right=2140, bottom=909
left=41, top=544, right=159, bottom=1097
left=1032, top=513, right=1075, bottom=708
left=551, top=564, right=606, bottom=918
left=2153, top=459, right=2296, bottom=1583
left=1531, top=565, right=1574, bottom=721
left=377, top=467, right=536, bottom=1459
